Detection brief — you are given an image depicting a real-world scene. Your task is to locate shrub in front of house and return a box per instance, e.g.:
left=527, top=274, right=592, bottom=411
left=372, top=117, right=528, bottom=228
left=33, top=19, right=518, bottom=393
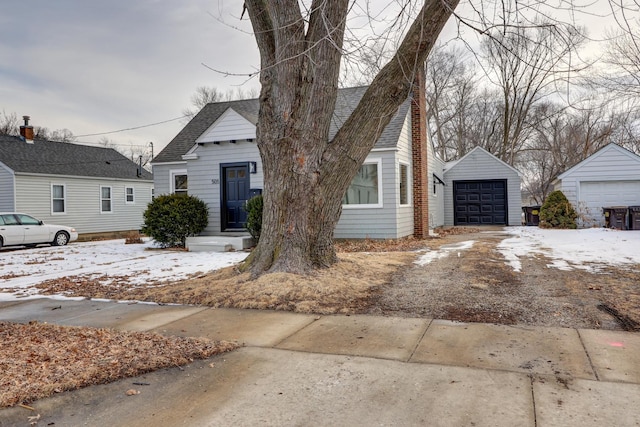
left=244, top=194, right=263, bottom=242
left=539, top=190, right=577, bottom=229
left=142, top=194, right=208, bottom=248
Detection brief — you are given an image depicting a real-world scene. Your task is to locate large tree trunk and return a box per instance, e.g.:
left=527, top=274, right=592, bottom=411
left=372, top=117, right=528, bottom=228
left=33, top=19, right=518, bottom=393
left=244, top=0, right=458, bottom=275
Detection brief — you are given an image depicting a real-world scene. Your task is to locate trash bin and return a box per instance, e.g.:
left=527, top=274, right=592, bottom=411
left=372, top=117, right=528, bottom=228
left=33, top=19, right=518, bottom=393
left=522, top=205, right=542, bottom=226
left=602, top=206, right=628, bottom=230
left=629, top=206, right=640, bottom=230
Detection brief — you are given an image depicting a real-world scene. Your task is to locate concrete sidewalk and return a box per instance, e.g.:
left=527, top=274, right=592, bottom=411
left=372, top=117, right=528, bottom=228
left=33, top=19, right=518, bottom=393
left=1, top=299, right=639, bottom=426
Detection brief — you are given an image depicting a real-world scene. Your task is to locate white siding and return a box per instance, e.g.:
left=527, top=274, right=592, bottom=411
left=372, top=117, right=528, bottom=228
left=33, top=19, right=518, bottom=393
left=187, top=140, right=263, bottom=235
left=151, top=163, right=177, bottom=196
left=14, top=174, right=153, bottom=234
left=0, top=163, right=15, bottom=211
left=196, top=109, right=256, bottom=143
left=428, top=143, right=445, bottom=228
left=443, top=147, right=522, bottom=226
left=555, top=144, right=640, bottom=227
left=334, top=149, right=402, bottom=238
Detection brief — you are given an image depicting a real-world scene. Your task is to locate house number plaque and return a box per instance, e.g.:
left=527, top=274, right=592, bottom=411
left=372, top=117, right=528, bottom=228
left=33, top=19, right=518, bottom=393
left=211, top=179, right=219, bottom=185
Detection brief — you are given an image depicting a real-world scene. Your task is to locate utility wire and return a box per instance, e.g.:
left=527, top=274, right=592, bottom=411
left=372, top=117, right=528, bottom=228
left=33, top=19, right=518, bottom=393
left=74, top=115, right=188, bottom=138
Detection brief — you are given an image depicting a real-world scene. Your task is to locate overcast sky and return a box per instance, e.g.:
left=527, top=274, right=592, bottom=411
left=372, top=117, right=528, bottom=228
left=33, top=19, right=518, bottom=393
left=0, top=1, right=260, bottom=155
left=0, top=1, right=626, bottom=158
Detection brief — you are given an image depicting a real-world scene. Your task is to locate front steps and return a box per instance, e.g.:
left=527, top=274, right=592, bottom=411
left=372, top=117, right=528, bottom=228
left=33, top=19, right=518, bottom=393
left=185, top=235, right=255, bottom=252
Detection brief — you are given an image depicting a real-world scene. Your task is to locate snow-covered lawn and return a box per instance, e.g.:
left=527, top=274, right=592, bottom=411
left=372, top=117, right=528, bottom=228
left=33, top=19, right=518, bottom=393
left=0, top=239, right=248, bottom=302
left=498, top=227, right=640, bottom=272
left=2, top=227, right=639, bottom=302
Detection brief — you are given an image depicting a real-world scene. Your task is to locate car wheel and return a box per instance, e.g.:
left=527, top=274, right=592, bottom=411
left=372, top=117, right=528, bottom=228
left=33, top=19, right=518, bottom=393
left=52, top=231, right=70, bottom=246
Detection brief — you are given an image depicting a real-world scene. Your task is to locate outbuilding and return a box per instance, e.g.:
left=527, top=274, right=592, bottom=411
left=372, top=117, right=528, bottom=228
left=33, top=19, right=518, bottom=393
left=443, top=147, right=522, bottom=226
left=552, top=143, right=640, bottom=227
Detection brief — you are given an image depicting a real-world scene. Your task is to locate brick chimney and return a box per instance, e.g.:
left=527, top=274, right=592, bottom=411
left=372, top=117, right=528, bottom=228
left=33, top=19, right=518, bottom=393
left=411, top=65, right=429, bottom=239
left=19, top=116, right=34, bottom=144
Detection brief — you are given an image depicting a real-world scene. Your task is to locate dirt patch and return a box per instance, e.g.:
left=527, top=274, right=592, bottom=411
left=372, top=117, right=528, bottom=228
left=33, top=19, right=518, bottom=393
left=0, top=322, right=238, bottom=408
left=367, top=230, right=640, bottom=331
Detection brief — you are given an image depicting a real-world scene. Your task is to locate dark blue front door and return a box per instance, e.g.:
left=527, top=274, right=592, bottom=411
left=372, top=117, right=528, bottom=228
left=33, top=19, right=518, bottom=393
left=222, top=164, right=250, bottom=229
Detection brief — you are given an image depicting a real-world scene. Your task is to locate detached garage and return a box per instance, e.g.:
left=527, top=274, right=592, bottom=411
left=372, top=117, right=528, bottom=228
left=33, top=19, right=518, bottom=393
left=443, top=147, right=522, bottom=226
left=553, top=144, right=640, bottom=227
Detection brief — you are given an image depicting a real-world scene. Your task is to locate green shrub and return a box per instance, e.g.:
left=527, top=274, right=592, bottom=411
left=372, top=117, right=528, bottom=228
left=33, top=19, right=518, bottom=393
left=141, top=194, right=208, bottom=248
left=244, top=194, right=263, bottom=241
left=539, top=190, right=577, bottom=229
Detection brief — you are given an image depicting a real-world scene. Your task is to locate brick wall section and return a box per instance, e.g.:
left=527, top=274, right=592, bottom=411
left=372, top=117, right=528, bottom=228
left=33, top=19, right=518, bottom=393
left=411, top=68, right=429, bottom=239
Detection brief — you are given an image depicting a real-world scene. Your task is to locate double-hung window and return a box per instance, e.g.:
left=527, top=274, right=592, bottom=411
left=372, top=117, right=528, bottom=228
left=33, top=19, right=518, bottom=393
left=125, top=186, right=135, bottom=204
left=51, top=184, right=66, bottom=214
left=100, top=186, right=112, bottom=213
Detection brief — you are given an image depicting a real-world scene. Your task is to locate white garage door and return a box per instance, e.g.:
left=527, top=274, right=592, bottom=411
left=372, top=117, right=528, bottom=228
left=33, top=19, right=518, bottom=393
left=580, top=181, right=640, bottom=225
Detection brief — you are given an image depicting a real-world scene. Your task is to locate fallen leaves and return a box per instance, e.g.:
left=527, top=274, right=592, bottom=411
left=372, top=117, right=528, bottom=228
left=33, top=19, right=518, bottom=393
left=0, top=321, right=238, bottom=408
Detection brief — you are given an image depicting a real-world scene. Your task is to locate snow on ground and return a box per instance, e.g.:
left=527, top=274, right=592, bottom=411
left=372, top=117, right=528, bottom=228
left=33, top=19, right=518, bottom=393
left=416, top=227, right=640, bottom=272
left=498, top=227, right=640, bottom=272
left=415, top=240, right=476, bottom=266
left=1, top=227, right=639, bottom=302
left=0, top=239, right=248, bottom=302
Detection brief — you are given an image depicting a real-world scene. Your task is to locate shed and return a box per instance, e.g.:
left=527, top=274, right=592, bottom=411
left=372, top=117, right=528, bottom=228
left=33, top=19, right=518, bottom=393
left=443, top=147, right=522, bottom=226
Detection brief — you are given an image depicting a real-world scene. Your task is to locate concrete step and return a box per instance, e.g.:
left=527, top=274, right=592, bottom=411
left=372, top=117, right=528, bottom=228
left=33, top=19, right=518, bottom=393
left=186, top=235, right=254, bottom=252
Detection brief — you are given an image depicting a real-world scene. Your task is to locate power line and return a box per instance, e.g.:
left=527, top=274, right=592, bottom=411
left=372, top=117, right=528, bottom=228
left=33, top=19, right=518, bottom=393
left=74, top=115, right=188, bottom=138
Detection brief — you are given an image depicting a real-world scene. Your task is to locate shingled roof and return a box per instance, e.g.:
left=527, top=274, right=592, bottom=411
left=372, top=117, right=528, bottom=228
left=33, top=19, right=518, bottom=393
left=0, top=135, right=153, bottom=180
left=154, top=86, right=411, bottom=164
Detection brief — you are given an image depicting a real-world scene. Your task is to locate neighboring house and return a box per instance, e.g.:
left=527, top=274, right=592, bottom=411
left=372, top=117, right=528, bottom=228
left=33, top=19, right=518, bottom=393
left=0, top=120, right=154, bottom=237
left=442, top=147, right=523, bottom=227
left=552, top=143, right=640, bottom=227
left=152, top=84, right=522, bottom=240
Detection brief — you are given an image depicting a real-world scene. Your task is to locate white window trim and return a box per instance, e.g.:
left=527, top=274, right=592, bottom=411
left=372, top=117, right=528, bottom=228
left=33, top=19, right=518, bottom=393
left=399, top=161, right=411, bottom=207
left=170, top=169, right=188, bottom=194
left=342, top=158, right=383, bottom=209
left=125, top=186, right=135, bottom=204
left=100, top=185, right=113, bottom=214
left=51, top=183, right=66, bottom=215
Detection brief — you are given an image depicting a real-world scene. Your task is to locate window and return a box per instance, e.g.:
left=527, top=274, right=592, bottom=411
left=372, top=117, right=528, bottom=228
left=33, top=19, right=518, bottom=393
left=342, top=159, right=382, bottom=208
left=52, top=184, right=66, bottom=214
left=100, top=186, right=112, bottom=213
left=399, top=163, right=409, bottom=206
left=171, top=170, right=188, bottom=195
left=125, top=186, right=135, bottom=204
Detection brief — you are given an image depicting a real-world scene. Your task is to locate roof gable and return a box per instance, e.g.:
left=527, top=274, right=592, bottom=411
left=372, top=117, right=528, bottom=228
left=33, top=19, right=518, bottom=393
left=444, top=146, right=522, bottom=176
left=154, top=86, right=412, bottom=164
left=557, top=143, right=640, bottom=180
left=0, top=135, right=153, bottom=180
left=196, top=108, right=256, bottom=143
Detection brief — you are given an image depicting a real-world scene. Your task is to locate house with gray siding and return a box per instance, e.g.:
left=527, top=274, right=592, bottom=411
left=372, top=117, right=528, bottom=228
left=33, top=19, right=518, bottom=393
left=153, top=86, right=522, bottom=242
left=552, top=143, right=640, bottom=227
left=0, top=123, right=153, bottom=237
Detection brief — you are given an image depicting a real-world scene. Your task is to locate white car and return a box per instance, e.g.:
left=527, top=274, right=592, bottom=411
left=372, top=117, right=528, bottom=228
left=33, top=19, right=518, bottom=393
left=0, top=213, right=78, bottom=249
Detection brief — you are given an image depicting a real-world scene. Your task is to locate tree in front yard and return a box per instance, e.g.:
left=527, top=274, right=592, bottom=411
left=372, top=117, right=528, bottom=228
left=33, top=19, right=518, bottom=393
left=142, top=194, right=208, bottom=248
left=242, top=0, right=456, bottom=275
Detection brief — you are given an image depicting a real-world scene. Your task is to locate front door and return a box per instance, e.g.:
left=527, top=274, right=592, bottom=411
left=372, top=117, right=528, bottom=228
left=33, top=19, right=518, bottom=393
left=222, top=164, right=250, bottom=230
